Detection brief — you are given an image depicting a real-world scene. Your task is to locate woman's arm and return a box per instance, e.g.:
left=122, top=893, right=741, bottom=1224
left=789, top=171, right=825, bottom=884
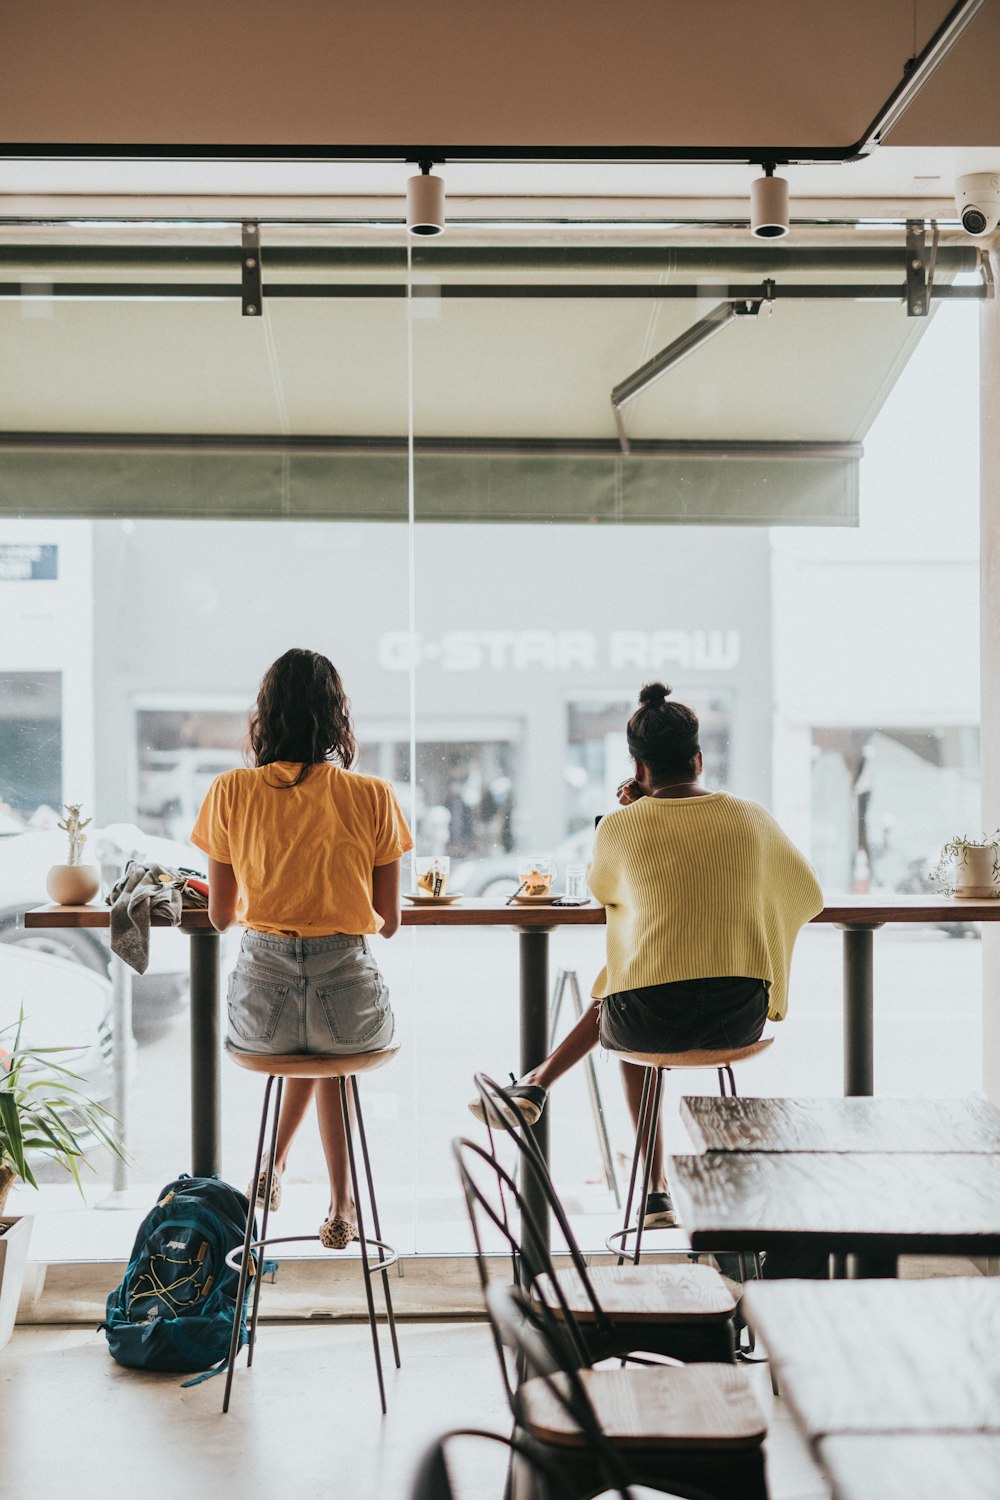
left=208, top=856, right=239, bottom=932
left=372, top=859, right=401, bottom=938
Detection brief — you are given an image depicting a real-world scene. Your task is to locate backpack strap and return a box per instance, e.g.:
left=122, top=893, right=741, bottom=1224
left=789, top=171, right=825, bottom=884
left=180, top=1354, right=232, bottom=1388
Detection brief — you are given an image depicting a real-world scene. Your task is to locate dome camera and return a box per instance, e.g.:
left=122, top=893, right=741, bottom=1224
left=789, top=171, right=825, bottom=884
left=955, top=172, right=1000, bottom=237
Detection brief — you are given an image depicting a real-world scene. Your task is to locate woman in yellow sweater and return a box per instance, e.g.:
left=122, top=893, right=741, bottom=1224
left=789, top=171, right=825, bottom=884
left=192, top=649, right=412, bottom=1249
left=472, top=680, right=822, bottom=1228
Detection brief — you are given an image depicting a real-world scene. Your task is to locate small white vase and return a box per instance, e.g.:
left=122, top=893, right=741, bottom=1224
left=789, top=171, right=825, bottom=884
left=952, top=845, right=1000, bottom=899
left=45, top=864, right=100, bottom=905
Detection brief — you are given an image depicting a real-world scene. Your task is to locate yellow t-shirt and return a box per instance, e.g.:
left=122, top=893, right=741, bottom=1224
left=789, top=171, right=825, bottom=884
left=587, top=792, right=823, bottom=1020
left=190, top=762, right=413, bottom=937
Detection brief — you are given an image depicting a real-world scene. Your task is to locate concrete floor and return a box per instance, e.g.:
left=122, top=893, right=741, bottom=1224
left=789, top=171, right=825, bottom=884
left=2, top=1315, right=831, bottom=1500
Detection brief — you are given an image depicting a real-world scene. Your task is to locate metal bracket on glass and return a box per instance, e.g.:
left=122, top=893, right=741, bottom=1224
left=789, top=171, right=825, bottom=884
left=905, top=221, right=928, bottom=317
left=241, top=222, right=263, bottom=318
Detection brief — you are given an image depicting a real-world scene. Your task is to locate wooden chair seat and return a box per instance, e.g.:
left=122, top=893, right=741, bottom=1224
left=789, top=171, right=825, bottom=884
left=226, top=1044, right=400, bottom=1079
left=519, top=1363, right=767, bottom=1450
left=615, top=1038, right=774, bottom=1071
left=533, top=1262, right=737, bottom=1326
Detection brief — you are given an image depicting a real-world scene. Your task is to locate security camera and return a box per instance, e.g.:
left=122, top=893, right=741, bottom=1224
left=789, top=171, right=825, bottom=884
left=955, top=172, right=1000, bottom=237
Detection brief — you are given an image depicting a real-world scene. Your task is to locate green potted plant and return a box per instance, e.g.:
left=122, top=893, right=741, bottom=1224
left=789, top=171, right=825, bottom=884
left=930, top=831, right=1000, bottom=899
left=1, top=1010, right=124, bottom=1350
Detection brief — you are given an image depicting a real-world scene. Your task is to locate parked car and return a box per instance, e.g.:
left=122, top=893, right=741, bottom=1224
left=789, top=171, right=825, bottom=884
left=451, top=827, right=598, bottom=900
left=0, top=823, right=202, bottom=1038
left=0, top=944, right=118, bottom=1132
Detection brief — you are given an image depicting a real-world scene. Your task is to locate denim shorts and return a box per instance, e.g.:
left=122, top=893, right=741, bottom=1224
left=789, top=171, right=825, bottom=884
left=599, top=976, right=768, bottom=1054
left=225, top=931, right=395, bottom=1056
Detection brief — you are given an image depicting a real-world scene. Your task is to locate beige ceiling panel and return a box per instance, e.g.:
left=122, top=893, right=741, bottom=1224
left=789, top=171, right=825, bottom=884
left=1, top=0, right=996, bottom=150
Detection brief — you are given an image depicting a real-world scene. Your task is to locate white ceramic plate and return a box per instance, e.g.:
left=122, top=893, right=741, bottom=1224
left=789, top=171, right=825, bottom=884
left=404, top=892, right=464, bottom=905
left=510, top=892, right=559, bottom=904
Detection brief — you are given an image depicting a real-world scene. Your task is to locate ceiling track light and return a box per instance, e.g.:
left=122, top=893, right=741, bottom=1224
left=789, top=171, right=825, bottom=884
left=750, top=163, right=790, bottom=239
left=406, top=160, right=446, bottom=237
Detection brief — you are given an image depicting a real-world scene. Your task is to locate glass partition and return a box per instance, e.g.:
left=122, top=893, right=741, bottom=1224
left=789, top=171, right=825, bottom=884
left=0, top=214, right=984, bottom=1256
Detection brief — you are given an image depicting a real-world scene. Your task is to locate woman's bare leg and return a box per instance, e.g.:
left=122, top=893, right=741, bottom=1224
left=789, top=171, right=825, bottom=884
left=271, top=1078, right=316, bottom=1174
left=620, top=1062, right=667, bottom=1193
left=315, top=1077, right=356, bottom=1222
left=522, top=1002, right=602, bottom=1092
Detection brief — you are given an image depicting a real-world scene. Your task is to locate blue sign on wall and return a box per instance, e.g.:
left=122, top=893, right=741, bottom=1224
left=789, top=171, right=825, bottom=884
left=0, top=544, right=58, bottom=580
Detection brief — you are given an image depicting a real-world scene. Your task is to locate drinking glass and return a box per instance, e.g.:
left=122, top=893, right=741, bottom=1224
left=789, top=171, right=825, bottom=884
left=518, top=857, right=554, bottom=897
left=415, top=855, right=450, bottom=897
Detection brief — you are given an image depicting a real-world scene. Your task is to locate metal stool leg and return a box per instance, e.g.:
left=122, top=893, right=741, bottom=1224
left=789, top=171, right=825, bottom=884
left=223, top=1072, right=279, bottom=1414
left=616, top=1065, right=652, bottom=1265
left=351, top=1075, right=400, bottom=1370
left=247, top=1074, right=283, bottom=1368
left=340, top=1076, right=389, bottom=1415
left=632, top=1067, right=664, bottom=1266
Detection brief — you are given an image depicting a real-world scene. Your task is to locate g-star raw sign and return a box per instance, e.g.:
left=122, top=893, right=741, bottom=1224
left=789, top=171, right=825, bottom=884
left=378, top=629, right=740, bottom=673
left=0, top=544, right=58, bottom=581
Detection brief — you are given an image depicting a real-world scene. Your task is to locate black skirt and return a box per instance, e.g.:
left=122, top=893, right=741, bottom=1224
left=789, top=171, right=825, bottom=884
left=599, top=975, right=769, bottom=1053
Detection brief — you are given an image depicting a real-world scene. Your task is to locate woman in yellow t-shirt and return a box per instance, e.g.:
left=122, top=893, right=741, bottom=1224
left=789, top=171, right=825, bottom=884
left=191, top=648, right=413, bottom=1250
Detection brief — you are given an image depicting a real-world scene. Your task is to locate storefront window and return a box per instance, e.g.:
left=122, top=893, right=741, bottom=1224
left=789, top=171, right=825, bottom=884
left=0, top=215, right=984, bottom=1254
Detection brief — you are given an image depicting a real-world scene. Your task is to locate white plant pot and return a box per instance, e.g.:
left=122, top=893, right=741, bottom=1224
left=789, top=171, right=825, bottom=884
left=45, top=863, right=100, bottom=905
left=952, top=845, right=1000, bottom=899
left=0, top=1216, right=33, bottom=1353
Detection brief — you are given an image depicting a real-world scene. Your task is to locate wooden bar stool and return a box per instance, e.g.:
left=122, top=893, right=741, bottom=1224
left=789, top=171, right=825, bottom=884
left=607, top=1039, right=774, bottom=1265
left=221, top=1045, right=401, bottom=1415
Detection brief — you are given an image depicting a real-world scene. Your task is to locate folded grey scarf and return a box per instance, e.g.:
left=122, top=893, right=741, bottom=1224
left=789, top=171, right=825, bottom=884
left=107, top=861, right=185, bottom=974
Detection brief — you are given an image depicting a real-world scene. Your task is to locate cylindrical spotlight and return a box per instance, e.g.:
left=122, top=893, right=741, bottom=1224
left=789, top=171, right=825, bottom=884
left=750, top=166, right=790, bottom=239
left=406, top=162, right=446, bottom=236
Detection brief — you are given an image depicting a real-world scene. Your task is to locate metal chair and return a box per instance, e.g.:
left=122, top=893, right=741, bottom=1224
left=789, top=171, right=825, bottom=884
left=410, top=1428, right=687, bottom=1500
left=484, top=1281, right=768, bottom=1500
left=470, top=1073, right=738, bottom=1365
left=221, top=1045, right=401, bottom=1414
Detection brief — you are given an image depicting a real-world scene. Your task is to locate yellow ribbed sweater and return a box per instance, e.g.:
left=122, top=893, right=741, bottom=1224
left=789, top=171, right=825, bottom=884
left=587, top=792, right=823, bottom=1021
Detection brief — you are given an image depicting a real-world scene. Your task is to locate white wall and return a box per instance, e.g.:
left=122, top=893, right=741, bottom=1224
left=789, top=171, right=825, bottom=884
left=771, top=302, right=981, bottom=854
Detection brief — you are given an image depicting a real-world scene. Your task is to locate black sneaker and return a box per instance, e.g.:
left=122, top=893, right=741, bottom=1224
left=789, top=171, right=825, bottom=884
left=468, top=1079, right=548, bottom=1128
left=642, top=1191, right=678, bottom=1229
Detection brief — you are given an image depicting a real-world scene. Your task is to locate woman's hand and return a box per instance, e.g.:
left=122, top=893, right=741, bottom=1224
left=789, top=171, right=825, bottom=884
left=616, top=778, right=644, bottom=806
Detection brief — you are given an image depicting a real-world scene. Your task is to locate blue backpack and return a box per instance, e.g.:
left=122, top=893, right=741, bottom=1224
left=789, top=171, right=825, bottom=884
left=101, top=1174, right=261, bottom=1382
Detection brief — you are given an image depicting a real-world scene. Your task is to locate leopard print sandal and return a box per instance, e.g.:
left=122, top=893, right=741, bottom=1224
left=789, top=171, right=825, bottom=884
left=319, top=1214, right=359, bottom=1250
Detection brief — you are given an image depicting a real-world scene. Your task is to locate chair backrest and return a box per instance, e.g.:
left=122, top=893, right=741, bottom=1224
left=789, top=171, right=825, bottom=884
left=473, top=1073, right=613, bottom=1338
left=483, top=1283, right=636, bottom=1499
left=452, top=1136, right=592, bottom=1377
left=409, top=1428, right=577, bottom=1500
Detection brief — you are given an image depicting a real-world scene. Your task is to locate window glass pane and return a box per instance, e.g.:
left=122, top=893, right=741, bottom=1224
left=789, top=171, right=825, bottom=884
left=0, top=214, right=985, bottom=1261
left=409, top=230, right=981, bottom=1251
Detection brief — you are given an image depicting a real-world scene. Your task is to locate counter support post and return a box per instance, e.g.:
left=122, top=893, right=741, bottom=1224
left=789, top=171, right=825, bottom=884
left=840, top=924, right=881, bottom=1097
left=108, top=953, right=132, bottom=1198
left=519, top=927, right=551, bottom=1247
left=189, top=931, right=221, bottom=1178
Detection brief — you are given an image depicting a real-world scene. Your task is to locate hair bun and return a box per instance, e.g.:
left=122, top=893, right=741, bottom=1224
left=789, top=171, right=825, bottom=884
left=639, top=681, right=672, bottom=709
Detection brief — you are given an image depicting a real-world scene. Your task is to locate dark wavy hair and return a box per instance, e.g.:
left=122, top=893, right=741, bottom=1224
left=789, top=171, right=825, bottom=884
left=625, top=681, right=701, bottom=781
left=248, top=649, right=356, bottom=786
